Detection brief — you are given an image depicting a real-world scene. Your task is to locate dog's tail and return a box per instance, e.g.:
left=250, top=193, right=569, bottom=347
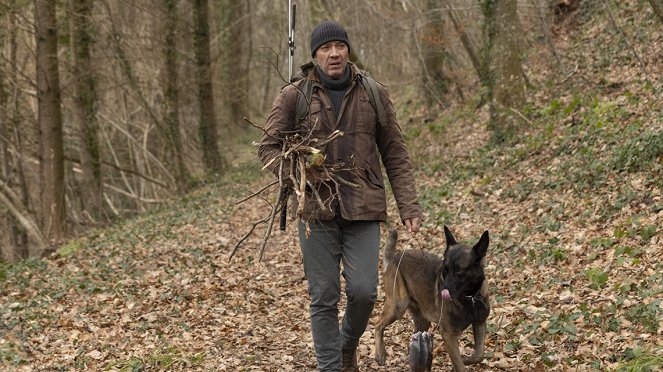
left=383, top=229, right=399, bottom=267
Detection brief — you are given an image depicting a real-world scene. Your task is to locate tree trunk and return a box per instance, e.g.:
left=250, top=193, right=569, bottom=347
left=163, top=0, right=190, bottom=192
left=649, top=0, right=663, bottom=25
left=220, top=0, right=251, bottom=127
left=0, top=4, right=13, bottom=261
left=194, top=0, right=225, bottom=174
left=493, top=0, right=525, bottom=111
left=69, top=0, right=103, bottom=223
left=7, top=0, right=29, bottom=258
left=35, top=0, right=66, bottom=243
left=480, top=0, right=525, bottom=143
left=417, top=0, right=450, bottom=107
left=479, top=0, right=497, bottom=129
left=447, top=5, right=482, bottom=80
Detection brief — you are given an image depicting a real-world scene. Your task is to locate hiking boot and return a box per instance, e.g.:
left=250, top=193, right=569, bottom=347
left=341, top=348, right=359, bottom=372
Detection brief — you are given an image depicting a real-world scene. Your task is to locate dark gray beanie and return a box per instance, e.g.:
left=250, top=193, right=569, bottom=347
left=310, top=21, right=351, bottom=58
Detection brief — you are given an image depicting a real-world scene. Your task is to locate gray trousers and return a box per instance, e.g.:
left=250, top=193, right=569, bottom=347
left=298, top=218, right=380, bottom=372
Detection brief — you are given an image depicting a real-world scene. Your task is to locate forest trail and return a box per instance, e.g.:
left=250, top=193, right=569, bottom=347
left=1, top=96, right=660, bottom=370
left=2, top=0, right=663, bottom=370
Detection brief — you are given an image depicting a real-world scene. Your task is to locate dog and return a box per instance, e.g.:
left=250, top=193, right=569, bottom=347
left=374, top=226, right=490, bottom=371
left=408, top=331, right=433, bottom=372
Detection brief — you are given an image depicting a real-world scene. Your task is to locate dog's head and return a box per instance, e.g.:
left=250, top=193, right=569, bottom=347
left=439, top=225, right=489, bottom=301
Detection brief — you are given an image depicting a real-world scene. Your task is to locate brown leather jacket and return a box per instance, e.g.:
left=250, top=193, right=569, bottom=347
left=258, top=62, right=421, bottom=223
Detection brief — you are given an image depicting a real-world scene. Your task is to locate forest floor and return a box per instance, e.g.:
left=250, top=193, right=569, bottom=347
left=2, top=1, right=663, bottom=371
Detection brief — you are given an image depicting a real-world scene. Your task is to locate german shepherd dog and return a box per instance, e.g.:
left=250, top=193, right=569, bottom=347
left=375, top=226, right=490, bottom=371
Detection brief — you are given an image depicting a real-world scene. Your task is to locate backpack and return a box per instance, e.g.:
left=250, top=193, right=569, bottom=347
left=292, top=62, right=387, bottom=126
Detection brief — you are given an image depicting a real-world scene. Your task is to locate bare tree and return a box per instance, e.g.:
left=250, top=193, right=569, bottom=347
left=479, top=0, right=525, bottom=142
left=69, top=0, right=103, bottom=222
left=493, top=0, right=525, bottom=111
left=416, top=0, right=451, bottom=107
left=163, top=0, right=190, bottom=192
left=220, top=0, right=251, bottom=127
left=4, top=0, right=29, bottom=258
left=35, top=0, right=66, bottom=243
left=194, top=0, right=225, bottom=174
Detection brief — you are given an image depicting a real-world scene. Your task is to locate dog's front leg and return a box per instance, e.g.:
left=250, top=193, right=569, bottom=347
left=442, top=331, right=465, bottom=372
left=463, top=322, right=486, bottom=365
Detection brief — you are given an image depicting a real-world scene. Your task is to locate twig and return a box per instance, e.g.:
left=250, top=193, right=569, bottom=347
left=558, top=63, right=579, bottom=85
left=317, top=130, right=344, bottom=147
left=307, top=180, right=327, bottom=211
left=234, top=179, right=278, bottom=205
left=257, top=186, right=287, bottom=262
left=296, top=156, right=307, bottom=218
left=228, top=213, right=270, bottom=262
left=509, top=107, right=533, bottom=126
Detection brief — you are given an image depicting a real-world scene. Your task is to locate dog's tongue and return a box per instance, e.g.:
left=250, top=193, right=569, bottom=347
left=440, top=289, right=452, bottom=301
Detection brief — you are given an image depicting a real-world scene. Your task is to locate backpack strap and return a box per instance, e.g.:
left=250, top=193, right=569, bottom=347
left=296, top=78, right=314, bottom=121
left=359, top=75, right=388, bottom=126
left=295, top=62, right=316, bottom=121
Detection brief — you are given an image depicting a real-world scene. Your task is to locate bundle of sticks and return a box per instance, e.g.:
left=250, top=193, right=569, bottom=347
left=230, top=119, right=358, bottom=262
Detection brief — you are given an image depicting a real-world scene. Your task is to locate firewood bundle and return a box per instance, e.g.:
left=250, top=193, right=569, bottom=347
left=231, top=119, right=357, bottom=262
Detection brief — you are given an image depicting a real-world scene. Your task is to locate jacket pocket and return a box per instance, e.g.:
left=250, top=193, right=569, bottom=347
left=364, top=159, right=384, bottom=189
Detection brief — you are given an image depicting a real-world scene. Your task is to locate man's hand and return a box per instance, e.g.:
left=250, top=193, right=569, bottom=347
left=404, top=217, right=420, bottom=233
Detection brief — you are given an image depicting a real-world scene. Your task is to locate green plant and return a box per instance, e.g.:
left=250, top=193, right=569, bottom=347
left=639, top=225, right=657, bottom=242
left=623, top=299, right=661, bottom=333
left=585, top=268, right=609, bottom=289
left=617, top=347, right=663, bottom=372
left=612, top=130, right=663, bottom=173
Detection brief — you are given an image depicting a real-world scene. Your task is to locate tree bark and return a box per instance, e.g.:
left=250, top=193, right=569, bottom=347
left=493, top=0, right=525, bottom=111
left=163, top=0, right=190, bottom=192
left=6, top=0, right=29, bottom=258
left=480, top=0, right=525, bottom=142
left=35, top=0, right=66, bottom=243
left=447, top=4, right=482, bottom=80
left=194, top=0, right=225, bottom=174
left=0, top=3, right=13, bottom=261
left=220, top=0, right=251, bottom=127
left=418, top=0, right=450, bottom=107
left=69, top=0, right=103, bottom=222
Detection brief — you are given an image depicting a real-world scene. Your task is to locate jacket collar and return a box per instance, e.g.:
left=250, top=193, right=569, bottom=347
left=309, top=61, right=362, bottom=83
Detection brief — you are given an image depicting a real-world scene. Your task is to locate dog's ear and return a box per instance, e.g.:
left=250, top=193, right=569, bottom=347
left=472, top=230, right=489, bottom=261
left=444, top=225, right=458, bottom=250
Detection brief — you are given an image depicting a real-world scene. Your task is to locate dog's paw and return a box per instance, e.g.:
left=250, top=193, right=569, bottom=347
left=462, top=353, right=484, bottom=365
left=375, top=350, right=387, bottom=366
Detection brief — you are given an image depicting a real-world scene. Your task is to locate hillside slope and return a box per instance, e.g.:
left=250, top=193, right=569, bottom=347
left=1, top=1, right=662, bottom=371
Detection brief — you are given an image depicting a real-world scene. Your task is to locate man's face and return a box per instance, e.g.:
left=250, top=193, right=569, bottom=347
left=314, top=41, right=349, bottom=79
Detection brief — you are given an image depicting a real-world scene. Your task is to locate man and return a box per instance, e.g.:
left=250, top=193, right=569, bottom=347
left=258, top=21, right=421, bottom=372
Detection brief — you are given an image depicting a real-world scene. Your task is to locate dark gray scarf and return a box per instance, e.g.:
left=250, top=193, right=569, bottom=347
left=316, top=65, right=351, bottom=121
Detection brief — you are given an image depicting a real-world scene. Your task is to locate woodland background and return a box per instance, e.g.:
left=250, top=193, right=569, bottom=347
left=1, top=0, right=662, bottom=371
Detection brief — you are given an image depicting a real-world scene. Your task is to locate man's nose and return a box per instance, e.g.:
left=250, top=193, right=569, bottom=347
left=330, top=46, right=340, bottom=56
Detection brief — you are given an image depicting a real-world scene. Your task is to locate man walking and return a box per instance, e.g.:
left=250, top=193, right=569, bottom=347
left=258, top=21, right=421, bottom=371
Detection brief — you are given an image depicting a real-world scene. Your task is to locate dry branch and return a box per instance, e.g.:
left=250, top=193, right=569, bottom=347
left=230, top=116, right=358, bottom=262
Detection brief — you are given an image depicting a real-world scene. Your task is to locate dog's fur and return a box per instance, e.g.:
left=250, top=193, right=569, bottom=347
left=374, top=226, right=490, bottom=371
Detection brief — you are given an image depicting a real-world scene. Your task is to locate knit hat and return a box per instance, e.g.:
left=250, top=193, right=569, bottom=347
left=310, top=21, right=351, bottom=58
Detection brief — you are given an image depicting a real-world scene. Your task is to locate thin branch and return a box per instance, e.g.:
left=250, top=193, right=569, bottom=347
left=234, top=179, right=279, bottom=205
left=601, top=0, right=650, bottom=80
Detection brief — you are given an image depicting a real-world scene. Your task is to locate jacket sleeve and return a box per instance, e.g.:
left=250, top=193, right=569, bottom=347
left=258, top=85, right=297, bottom=182
left=374, top=86, right=422, bottom=222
